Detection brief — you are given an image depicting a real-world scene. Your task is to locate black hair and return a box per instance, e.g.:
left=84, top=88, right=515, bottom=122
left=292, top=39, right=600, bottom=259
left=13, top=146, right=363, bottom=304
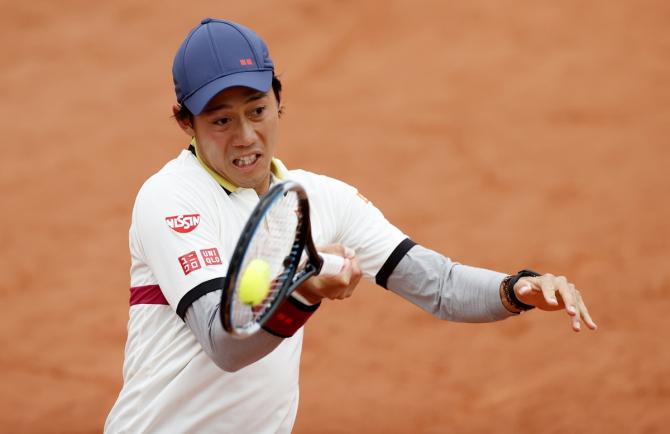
left=174, top=75, right=283, bottom=122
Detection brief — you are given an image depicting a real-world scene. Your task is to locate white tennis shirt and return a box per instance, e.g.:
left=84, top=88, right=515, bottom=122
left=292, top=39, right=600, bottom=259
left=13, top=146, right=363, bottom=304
left=105, top=149, right=407, bottom=433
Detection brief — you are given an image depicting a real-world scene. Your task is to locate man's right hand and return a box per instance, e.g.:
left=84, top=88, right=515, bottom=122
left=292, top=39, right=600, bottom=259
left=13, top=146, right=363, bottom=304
left=294, top=244, right=362, bottom=304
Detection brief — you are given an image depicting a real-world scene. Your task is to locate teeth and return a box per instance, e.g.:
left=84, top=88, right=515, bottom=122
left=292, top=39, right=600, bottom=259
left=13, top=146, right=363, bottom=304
left=235, top=154, right=258, bottom=167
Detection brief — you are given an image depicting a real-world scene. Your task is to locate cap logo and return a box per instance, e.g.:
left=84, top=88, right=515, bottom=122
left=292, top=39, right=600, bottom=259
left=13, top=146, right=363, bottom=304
left=239, top=58, right=253, bottom=66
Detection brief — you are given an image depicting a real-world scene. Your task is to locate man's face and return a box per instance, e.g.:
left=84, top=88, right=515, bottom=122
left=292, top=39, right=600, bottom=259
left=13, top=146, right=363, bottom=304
left=189, top=86, right=280, bottom=196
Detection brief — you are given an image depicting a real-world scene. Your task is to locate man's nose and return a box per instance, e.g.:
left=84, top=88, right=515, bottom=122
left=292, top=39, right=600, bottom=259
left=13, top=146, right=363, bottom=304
left=232, top=118, right=257, bottom=147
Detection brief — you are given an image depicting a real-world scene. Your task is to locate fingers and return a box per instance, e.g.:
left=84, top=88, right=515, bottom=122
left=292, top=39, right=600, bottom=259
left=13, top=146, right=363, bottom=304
left=309, top=245, right=362, bottom=301
left=553, top=277, right=593, bottom=332
left=349, top=256, right=362, bottom=288
left=557, top=280, right=583, bottom=332
left=576, top=290, right=598, bottom=330
left=330, top=257, right=362, bottom=299
left=539, top=275, right=561, bottom=307
left=533, top=274, right=597, bottom=332
left=555, top=277, right=578, bottom=316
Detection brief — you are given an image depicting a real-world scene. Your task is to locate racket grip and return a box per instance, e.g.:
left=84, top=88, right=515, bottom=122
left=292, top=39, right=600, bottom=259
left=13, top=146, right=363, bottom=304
left=318, top=253, right=346, bottom=276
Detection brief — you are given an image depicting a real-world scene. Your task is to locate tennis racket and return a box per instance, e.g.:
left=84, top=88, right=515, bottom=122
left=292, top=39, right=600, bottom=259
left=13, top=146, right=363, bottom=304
left=221, top=180, right=345, bottom=338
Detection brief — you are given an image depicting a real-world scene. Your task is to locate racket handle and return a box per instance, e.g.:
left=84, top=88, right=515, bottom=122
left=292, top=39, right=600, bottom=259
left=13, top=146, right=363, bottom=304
left=318, top=253, right=346, bottom=276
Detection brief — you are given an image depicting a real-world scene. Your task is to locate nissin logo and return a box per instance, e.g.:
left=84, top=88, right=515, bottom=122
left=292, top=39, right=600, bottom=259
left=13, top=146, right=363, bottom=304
left=165, top=214, right=201, bottom=233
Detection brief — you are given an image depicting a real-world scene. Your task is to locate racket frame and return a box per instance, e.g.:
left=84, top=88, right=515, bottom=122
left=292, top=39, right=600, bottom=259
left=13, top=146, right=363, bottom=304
left=221, top=181, right=325, bottom=337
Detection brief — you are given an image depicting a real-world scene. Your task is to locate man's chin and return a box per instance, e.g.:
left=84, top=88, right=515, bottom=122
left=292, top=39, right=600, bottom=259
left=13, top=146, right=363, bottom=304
left=234, top=174, right=271, bottom=193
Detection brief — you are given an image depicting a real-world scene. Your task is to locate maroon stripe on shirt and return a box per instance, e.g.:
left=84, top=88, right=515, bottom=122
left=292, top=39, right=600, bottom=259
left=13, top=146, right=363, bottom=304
left=129, top=285, right=168, bottom=306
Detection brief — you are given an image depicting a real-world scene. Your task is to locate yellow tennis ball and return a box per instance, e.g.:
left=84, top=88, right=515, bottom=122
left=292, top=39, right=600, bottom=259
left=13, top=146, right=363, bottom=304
left=238, top=258, right=272, bottom=306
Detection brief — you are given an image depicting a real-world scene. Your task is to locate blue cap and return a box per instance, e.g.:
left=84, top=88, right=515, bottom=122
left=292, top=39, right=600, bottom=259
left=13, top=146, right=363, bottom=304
left=172, top=18, right=274, bottom=115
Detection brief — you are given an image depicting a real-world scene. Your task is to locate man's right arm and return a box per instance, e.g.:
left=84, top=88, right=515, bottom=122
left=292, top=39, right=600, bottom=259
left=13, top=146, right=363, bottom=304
left=183, top=287, right=284, bottom=373
left=184, top=245, right=361, bottom=373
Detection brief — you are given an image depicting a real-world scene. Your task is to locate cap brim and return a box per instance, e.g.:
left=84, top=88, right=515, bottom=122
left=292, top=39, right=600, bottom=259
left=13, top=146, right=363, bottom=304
left=184, top=70, right=273, bottom=115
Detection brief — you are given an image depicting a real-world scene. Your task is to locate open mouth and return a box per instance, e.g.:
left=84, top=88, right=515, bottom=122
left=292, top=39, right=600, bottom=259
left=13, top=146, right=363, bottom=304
left=233, top=154, right=261, bottom=169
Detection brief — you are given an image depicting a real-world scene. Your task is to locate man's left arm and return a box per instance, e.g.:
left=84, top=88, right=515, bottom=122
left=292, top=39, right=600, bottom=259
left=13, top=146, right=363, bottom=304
left=384, top=243, right=597, bottom=331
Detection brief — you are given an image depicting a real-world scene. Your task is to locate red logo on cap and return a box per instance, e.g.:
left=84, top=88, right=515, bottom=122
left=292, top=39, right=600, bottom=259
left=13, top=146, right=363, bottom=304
left=165, top=214, right=200, bottom=233
left=240, top=58, right=253, bottom=66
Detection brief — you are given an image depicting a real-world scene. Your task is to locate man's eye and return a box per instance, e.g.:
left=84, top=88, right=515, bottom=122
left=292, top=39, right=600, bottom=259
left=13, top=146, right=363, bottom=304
left=252, top=106, right=266, bottom=116
left=213, top=117, right=230, bottom=126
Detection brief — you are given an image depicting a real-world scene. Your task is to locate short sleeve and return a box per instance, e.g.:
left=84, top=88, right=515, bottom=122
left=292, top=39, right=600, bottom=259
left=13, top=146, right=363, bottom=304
left=338, top=188, right=407, bottom=279
left=305, top=174, right=408, bottom=280
left=130, top=173, right=228, bottom=310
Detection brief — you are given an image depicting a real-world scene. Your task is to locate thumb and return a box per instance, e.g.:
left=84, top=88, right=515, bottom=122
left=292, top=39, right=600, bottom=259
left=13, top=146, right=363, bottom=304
left=514, top=277, right=541, bottom=301
left=517, top=283, right=532, bottom=296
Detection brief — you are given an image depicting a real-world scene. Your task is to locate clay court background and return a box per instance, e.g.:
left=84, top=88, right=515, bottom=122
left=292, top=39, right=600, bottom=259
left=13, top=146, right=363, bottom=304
left=2, top=0, right=669, bottom=433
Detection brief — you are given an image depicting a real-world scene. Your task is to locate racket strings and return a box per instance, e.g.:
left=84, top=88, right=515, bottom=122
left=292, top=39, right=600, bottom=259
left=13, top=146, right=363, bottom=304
left=231, top=191, right=304, bottom=329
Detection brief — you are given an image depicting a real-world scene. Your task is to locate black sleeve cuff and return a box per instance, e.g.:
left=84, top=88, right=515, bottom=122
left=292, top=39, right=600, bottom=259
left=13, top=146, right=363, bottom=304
left=375, top=238, right=417, bottom=289
left=176, top=277, right=225, bottom=320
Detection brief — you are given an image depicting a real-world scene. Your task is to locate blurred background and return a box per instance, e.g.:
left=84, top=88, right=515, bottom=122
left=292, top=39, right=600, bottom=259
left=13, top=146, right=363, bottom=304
left=1, top=0, right=668, bottom=432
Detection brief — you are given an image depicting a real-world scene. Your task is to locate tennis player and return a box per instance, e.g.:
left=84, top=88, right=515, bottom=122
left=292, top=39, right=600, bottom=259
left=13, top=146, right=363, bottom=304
left=105, top=18, right=596, bottom=433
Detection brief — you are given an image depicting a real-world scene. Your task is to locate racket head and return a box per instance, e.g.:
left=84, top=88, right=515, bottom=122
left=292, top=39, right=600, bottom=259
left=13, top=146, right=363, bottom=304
left=221, top=181, right=310, bottom=338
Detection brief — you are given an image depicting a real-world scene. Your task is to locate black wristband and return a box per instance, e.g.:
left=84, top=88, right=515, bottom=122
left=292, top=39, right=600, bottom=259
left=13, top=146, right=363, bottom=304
left=502, top=269, right=541, bottom=312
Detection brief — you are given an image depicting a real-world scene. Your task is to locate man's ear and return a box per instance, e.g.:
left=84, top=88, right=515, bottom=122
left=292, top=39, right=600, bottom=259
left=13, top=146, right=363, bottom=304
left=173, top=104, right=195, bottom=136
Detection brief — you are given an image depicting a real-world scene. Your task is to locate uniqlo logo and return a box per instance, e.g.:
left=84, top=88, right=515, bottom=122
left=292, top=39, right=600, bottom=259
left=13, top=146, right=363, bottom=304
left=178, top=251, right=201, bottom=275
left=200, top=248, right=222, bottom=266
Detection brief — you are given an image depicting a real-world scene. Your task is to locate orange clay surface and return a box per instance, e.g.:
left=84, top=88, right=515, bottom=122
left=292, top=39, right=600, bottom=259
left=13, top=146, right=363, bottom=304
left=1, top=1, right=669, bottom=433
